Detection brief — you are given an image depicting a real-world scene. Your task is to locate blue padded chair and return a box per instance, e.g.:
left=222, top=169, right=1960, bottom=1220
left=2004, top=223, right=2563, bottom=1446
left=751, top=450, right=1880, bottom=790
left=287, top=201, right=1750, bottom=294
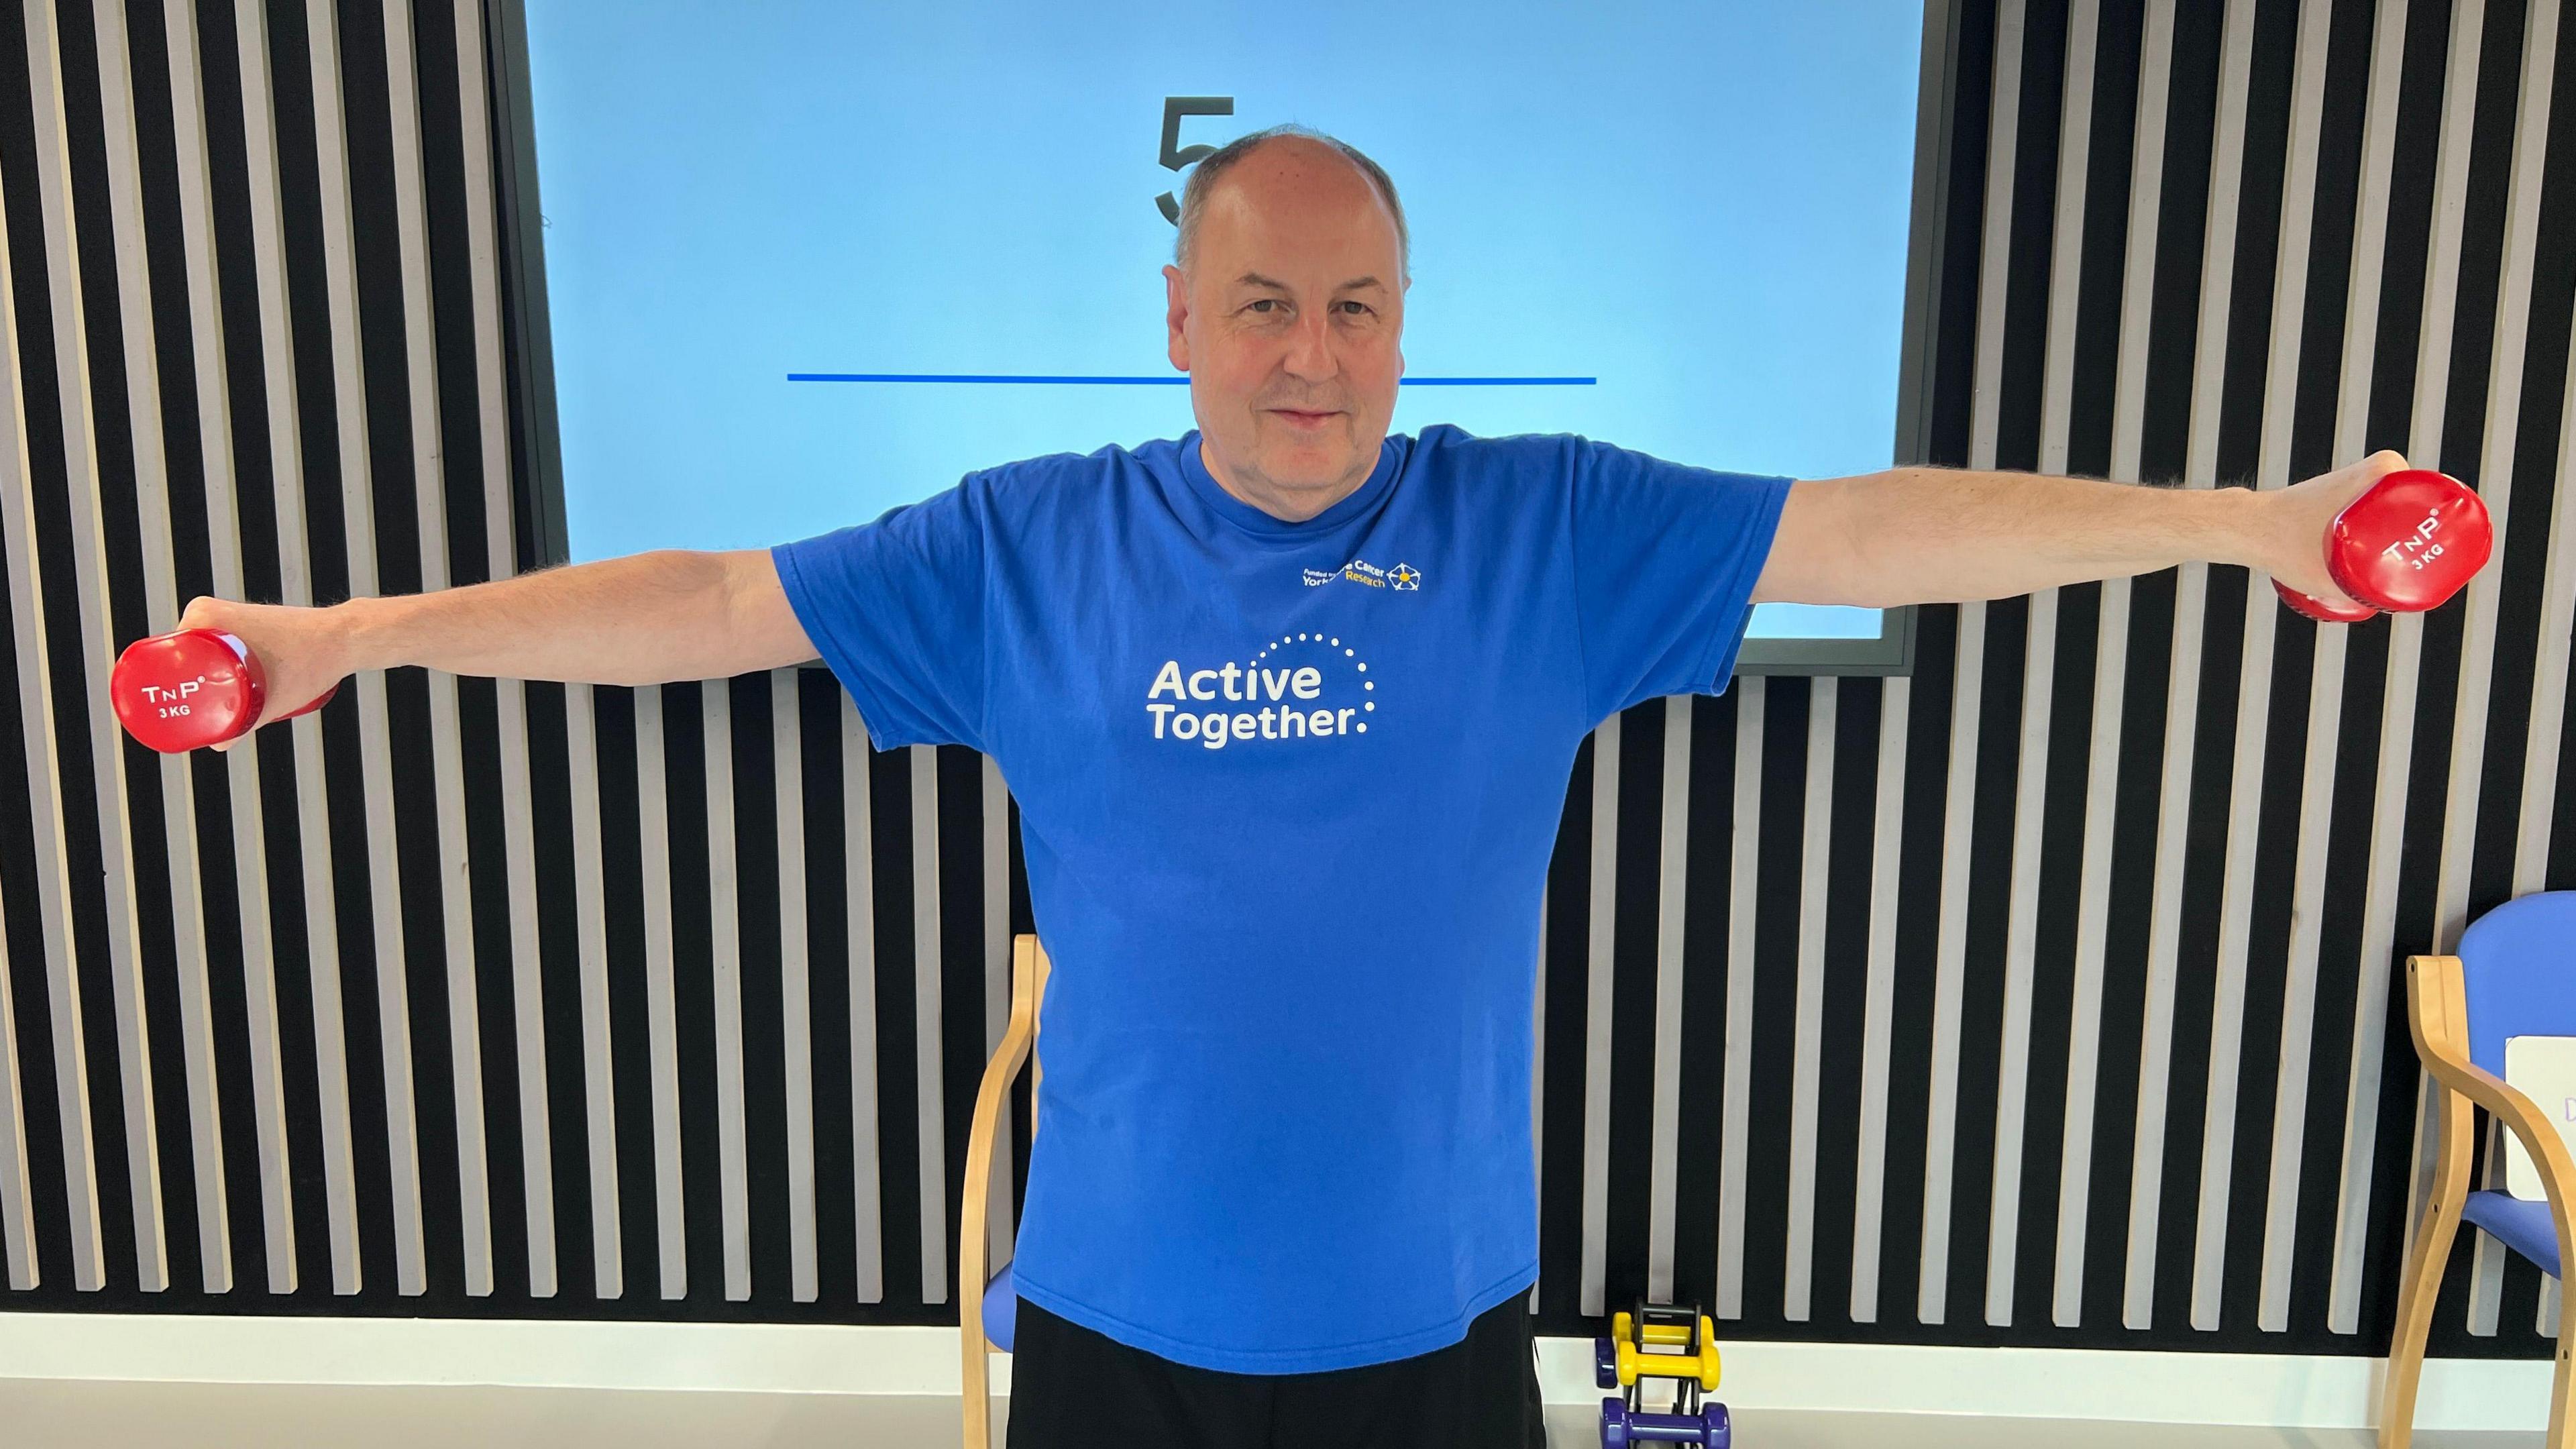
left=961, top=933, right=1050, bottom=1448
left=2385, top=892, right=2576, bottom=1448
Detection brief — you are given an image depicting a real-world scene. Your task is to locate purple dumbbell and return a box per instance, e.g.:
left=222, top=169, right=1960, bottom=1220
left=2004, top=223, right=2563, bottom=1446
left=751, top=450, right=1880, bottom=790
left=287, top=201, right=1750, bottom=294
left=1599, top=1397, right=1731, bottom=1446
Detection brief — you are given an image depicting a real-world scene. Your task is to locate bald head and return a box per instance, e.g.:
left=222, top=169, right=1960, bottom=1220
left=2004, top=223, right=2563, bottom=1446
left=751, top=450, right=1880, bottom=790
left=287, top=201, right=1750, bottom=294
left=1175, top=131, right=1410, bottom=288
left=1162, top=128, right=1411, bottom=525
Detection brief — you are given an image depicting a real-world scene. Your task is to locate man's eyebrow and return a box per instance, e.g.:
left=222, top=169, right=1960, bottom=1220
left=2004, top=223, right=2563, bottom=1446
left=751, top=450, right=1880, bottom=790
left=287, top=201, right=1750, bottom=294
left=1235, top=271, right=1386, bottom=294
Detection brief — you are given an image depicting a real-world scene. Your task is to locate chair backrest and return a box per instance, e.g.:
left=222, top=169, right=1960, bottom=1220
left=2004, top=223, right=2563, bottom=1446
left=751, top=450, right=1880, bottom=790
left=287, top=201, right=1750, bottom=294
left=963, top=934, right=1053, bottom=1449
left=2459, top=891, right=2576, bottom=1077
left=1030, top=937, right=1049, bottom=1124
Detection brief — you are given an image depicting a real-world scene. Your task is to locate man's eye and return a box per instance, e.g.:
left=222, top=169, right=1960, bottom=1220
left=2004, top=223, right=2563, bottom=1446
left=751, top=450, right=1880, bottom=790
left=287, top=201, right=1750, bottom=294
left=1246, top=299, right=1371, bottom=315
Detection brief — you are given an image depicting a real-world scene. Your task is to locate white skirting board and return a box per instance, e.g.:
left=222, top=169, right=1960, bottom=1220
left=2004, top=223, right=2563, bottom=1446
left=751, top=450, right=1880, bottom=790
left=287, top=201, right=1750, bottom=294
left=0, top=1315, right=2550, bottom=1433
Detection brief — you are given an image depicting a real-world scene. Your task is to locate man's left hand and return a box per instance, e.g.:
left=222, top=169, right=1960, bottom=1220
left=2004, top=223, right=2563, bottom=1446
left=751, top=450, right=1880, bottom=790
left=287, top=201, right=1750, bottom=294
left=2255, top=449, right=2413, bottom=616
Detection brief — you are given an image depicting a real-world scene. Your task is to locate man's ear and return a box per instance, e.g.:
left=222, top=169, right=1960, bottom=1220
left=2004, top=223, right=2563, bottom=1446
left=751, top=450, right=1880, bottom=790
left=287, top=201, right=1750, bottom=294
left=1163, top=264, right=1191, bottom=370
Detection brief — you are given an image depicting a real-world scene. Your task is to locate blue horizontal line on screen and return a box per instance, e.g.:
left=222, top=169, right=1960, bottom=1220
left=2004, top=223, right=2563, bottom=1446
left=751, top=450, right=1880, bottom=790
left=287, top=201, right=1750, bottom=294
left=786, top=373, right=1597, bottom=385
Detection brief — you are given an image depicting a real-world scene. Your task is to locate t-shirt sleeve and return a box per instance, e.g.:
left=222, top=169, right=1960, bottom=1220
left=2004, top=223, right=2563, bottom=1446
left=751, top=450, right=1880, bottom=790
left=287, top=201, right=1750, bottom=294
left=1565, top=435, right=1794, bottom=727
left=769, top=476, right=989, bottom=753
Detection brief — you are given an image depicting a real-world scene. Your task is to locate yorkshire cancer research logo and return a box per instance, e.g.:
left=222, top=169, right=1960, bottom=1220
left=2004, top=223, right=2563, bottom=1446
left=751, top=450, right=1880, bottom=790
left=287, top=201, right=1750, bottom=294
left=1144, top=631, right=1380, bottom=751
left=1301, top=557, right=1422, bottom=591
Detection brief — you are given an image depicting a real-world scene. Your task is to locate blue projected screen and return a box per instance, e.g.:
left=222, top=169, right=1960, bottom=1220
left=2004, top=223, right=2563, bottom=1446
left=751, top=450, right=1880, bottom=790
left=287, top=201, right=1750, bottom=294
left=521, top=1, right=1923, bottom=655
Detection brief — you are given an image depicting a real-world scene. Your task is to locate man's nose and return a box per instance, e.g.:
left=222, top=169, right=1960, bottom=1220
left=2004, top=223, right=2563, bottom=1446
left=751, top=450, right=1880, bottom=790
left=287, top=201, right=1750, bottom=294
left=1283, top=309, right=1338, bottom=378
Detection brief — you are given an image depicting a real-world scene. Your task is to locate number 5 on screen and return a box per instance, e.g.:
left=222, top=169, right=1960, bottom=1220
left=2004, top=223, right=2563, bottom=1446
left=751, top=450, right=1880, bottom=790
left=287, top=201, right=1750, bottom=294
left=1156, top=97, right=1236, bottom=224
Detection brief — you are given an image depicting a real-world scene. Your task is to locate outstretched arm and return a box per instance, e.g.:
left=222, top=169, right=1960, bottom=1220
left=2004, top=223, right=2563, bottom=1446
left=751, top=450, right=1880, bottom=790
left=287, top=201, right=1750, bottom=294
left=1750, top=450, right=2406, bottom=612
left=175, top=547, right=820, bottom=744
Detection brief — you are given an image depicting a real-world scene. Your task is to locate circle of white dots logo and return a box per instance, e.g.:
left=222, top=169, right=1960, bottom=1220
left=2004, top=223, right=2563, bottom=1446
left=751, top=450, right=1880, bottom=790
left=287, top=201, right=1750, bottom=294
left=1250, top=629, right=1372, bottom=733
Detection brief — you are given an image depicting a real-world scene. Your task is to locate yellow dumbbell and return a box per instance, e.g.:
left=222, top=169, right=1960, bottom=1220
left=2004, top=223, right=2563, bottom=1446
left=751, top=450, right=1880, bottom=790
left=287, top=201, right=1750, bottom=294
left=1611, top=1311, right=1640, bottom=1386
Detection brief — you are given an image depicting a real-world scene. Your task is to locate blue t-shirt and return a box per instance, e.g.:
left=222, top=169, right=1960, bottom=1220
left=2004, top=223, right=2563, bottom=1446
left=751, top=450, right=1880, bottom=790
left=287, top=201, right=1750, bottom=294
left=772, top=423, right=1790, bottom=1373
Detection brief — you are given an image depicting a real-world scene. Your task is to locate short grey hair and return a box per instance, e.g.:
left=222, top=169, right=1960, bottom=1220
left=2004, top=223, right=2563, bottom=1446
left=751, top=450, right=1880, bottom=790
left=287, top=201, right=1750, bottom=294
left=1173, top=123, right=1410, bottom=287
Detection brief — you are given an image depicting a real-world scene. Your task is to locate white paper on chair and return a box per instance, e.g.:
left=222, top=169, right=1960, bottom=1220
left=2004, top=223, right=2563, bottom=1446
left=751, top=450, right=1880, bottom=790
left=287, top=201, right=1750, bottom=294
left=2500, top=1035, right=2576, bottom=1201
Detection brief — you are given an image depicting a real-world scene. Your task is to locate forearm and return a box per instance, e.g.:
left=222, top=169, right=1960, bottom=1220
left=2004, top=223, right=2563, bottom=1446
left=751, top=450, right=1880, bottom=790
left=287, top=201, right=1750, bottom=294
left=337, top=548, right=805, bottom=685
left=1807, top=466, right=2267, bottom=606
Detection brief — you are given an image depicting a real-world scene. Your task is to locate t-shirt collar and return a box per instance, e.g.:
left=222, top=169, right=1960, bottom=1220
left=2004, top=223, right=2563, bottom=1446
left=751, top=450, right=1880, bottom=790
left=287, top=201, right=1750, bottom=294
left=1176, top=427, right=1405, bottom=539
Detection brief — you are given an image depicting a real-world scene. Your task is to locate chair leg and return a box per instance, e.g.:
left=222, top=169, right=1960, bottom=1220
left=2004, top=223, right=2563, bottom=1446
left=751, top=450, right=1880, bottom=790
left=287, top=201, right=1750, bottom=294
left=964, top=1334, right=991, bottom=1449
left=2383, top=1080, right=2473, bottom=1449
left=2380, top=1185, right=2462, bottom=1449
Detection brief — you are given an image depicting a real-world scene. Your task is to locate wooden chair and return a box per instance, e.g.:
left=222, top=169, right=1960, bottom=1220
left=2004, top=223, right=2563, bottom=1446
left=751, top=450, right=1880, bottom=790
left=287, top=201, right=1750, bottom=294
left=2384, top=892, right=2576, bottom=1447
left=961, top=932, right=1050, bottom=1449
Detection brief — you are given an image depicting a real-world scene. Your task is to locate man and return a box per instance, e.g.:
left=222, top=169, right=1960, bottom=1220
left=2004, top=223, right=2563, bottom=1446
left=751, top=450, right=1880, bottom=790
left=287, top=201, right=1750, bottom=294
left=184, top=124, right=2396, bottom=1446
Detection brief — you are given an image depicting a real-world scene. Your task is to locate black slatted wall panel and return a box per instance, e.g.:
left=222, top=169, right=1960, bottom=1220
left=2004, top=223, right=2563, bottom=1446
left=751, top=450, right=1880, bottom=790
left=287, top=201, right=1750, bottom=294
left=2, top=0, right=2572, bottom=1368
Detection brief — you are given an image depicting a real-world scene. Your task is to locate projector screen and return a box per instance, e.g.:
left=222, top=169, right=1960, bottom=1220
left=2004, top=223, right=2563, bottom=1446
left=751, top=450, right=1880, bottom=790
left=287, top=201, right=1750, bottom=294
left=520, top=0, right=1923, bottom=672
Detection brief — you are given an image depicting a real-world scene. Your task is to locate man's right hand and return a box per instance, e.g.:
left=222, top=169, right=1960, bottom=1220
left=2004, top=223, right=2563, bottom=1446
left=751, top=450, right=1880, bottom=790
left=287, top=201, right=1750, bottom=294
left=174, top=596, right=358, bottom=749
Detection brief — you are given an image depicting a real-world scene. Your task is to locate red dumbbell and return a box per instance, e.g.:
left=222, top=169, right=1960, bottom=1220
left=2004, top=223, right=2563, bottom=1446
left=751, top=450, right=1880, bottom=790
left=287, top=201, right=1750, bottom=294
left=110, top=628, right=337, bottom=754
left=2275, top=468, right=2491, bottom=623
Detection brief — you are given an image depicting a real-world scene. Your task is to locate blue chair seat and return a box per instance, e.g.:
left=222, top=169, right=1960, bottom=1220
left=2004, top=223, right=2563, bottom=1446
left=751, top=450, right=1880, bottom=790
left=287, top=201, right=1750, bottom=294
left=2463, top=1190, right=2562, bottom=1279
left=983, top=1260, right=1018, bottom=1353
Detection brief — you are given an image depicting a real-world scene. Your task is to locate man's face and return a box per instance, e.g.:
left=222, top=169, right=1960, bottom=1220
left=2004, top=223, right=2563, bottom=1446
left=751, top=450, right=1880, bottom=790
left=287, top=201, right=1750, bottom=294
left=1163, top=140, right=1407, bottom=519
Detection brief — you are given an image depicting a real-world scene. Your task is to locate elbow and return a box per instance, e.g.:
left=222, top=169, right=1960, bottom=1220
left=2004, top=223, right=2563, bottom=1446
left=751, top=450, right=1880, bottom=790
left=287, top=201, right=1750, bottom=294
left=1758, top=478, right=1886, bottom=606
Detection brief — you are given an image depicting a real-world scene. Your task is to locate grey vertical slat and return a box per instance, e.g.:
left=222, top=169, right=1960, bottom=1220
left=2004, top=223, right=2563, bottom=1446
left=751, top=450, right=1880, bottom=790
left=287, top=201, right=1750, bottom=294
left=843, top=695, right=883, bottom=1302
left=445, top=0, right=557, bottom=1300
left=1919, top=0, right=2023, bottom=1328
left=978, top=751, right=1010, bottom=1287
left=2191, top=0, right=2332, bottom=1334
left=303, top=0, right=430, bottom=1296
left=234, top=0, right=358, bottom=1293
left=1646, top=696, right=1690, bottom=1304
left=781, top=672, right=818, bottom=1302
left=563, top=684, right=621, bottom=1295
left=1784, top=680, right=1835, bottom=1322
left=1920, top=594, right=1984, bottom=1328
left=380, top=0, right=496, bottom=1299
left=1849, top=676, right=1907, bottom=1325
left=1858, top=0, right=1955, bottom=1332
left=2124, top=0, right=2257, bottom=1332
left=0, top=157, right=101, bottom=1293
left=2318, top=0, right=2411, bottom=1330
left=167, top=0, right=298, bottom=1296
left=2265, top=0, right=2411, bottom=1336
left=1986, top=0, right=2096, bottom=1331
left=2518, top=299, right=2576, bottom=894
left=1717, top=685, right=1762, bottom=1320
left=25, top=0, right=172, bottom=1291
left=1987, top=579, right=2053, bottom=1331
left=2058, top=0, right=2176, bottom=1329
left=2034, top=0, right=2102, bottom=486
left=2433, top=0, right=2559, bottom=949
left=455, top=0, right=610, bottom=1289
left=2385, top=0, right=2485, bottom=1315
left=0, top=881, right=28, bottom=1289
left=2453, top=0, right=2555, bottom=1338
left=90, top=0, right=231, bottom=1293
left=636, top=686, right=686, bottom=1296
left=908, top=743, right=947, bottom=1304
left=2331, top=0, right=2481, bottom=1335
left=704, top=685, right=749, bottom=1301
left=487, top=561, right=551, bottom=1287
left=1576, top=714, right=1617, bottom=1318
left=2467, top=1110, right=2510, bottom=1336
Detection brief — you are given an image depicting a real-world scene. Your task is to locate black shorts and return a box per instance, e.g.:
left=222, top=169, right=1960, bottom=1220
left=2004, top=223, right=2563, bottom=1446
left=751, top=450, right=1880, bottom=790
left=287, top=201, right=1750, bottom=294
left=1004, top=1289, right=1548, bottom=1449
